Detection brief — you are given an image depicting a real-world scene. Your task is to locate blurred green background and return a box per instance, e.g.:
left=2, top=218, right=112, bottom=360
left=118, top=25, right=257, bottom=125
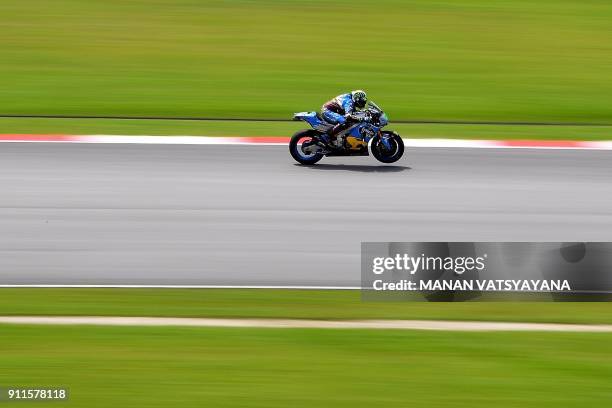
left=2, top=325, right=611, bottom=407
left=2, top=0, right=612, bottom=124
left=2, top=3, right=611, bottom=405
left=1, top=289, right=612, bottom=324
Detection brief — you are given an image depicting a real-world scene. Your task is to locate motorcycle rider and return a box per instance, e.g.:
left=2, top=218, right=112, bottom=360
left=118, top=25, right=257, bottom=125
left=321, top=90, right=369, bottom=148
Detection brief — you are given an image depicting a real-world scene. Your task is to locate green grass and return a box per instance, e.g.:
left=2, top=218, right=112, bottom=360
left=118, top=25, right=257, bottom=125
left=3, top=117, right=612, bottom=140
left=1, top=289, right=612, bottom=324
left=0, top=324, right=611, bottom=407
left=2, top=0, right=612, bottom=123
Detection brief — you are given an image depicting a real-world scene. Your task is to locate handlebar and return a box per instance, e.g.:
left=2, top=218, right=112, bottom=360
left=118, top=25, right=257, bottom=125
left=347, top=112, right=367, bottom=121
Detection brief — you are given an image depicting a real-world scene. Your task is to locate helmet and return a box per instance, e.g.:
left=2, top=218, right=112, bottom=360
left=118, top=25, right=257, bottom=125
left=351, top=90, right=367, bottom=109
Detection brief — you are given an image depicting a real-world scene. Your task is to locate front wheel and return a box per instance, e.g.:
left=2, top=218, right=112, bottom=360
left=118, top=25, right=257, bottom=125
left=371, top=131, right=404, bottom=163
left=289, top=130, right=324, bottom=165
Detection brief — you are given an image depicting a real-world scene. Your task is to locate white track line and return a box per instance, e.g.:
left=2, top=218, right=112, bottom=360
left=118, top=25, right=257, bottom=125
left=82, top=135, right=248, bottom=144
left=1, top=135, right=612, bottom=150
left=0, top=316, right=611, bottom=332
left=69, top=137, right=612, bottom=150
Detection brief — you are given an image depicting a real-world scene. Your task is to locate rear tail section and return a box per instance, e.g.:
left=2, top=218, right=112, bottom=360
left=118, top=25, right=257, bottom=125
left=293, top=112, right=333, bottom=132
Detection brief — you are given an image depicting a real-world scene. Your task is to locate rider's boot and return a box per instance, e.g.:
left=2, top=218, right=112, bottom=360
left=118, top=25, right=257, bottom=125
left=315, top=134, right=332, bottom=153
left=318, top=133, right=331, bottom=145
left=326, top=122, right=351, bottom=150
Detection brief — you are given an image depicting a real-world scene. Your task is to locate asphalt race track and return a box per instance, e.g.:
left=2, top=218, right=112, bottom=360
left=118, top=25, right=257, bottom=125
left=0, top=143, right=610, bottom=287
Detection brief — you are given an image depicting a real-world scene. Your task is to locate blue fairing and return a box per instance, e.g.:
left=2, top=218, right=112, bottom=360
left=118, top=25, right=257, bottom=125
left=293, top=112, right=326, bottom=127
left=379, top=113, right=389, bottom=126
left=347, top=123, right=381, bottom=142
left=294, top=105, right=389, bottom=144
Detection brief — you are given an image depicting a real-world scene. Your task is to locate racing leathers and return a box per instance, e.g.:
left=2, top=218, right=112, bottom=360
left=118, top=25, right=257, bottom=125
left=321, top=93, right=364, bottom=147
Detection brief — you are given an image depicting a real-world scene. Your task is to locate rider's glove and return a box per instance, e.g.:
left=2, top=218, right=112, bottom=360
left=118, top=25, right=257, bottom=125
left=347, top=112, right=365, bottom=122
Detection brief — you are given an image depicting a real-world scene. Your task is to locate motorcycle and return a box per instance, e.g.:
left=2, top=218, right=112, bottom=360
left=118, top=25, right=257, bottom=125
left=289, top=101, right=404, bottom=165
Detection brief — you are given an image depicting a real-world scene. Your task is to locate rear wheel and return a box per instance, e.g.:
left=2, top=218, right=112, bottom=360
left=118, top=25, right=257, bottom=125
left=289, top=130, right=324, bottom=165
left=371, top=131, right=404, bottom=163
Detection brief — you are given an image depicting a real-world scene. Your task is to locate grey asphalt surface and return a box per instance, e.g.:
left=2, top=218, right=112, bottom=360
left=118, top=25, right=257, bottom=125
left=0, top=143, right=610, bottom=286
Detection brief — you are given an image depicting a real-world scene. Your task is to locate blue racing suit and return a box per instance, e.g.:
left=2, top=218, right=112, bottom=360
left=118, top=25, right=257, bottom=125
left=321, top=93, right=356, bottom=124
left=319, top=93, right=364, bottom=145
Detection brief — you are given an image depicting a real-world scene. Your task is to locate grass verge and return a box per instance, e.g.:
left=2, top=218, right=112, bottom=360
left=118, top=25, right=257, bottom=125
left=3, top=0, right=612, bottom=123
left=1, top=324, right=611, bottom=407
left=1, top=289, right=612, bottom=324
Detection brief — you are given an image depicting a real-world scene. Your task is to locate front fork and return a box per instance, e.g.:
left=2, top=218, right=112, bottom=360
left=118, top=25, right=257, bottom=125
left=379, top=131, right=393, bottom=151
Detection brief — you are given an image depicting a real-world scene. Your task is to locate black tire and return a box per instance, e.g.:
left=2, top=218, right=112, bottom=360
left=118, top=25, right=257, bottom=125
left=371, top=131, right=404, bottom=163
left=289, top=130, right=324, bottom=165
